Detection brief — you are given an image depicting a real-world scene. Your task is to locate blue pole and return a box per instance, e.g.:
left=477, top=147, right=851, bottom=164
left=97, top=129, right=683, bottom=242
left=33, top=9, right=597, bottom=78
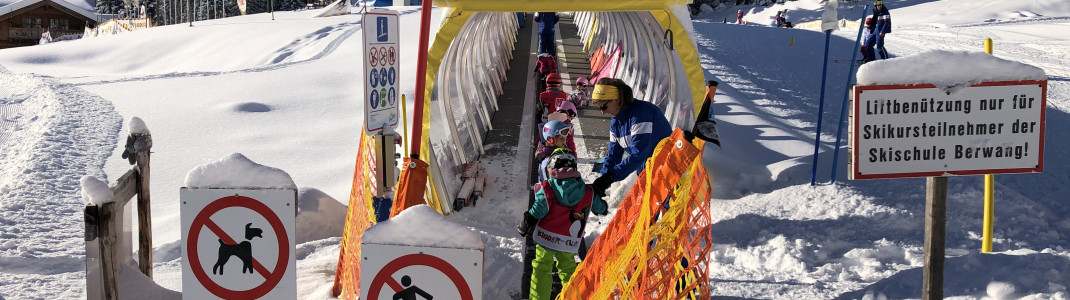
left=810, top=29, right=833, bottom=186
left=830, top=5, right=870, bottom=184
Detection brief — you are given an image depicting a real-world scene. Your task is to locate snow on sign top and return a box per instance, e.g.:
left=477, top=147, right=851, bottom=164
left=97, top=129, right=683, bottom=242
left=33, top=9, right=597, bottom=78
left=184, top=153, right=296, bottom=189
left=857, top=50, right=1046, bottom=90
left=362, top=205, right=484, bottom=250
left=81, top=176, right=115, bottom=205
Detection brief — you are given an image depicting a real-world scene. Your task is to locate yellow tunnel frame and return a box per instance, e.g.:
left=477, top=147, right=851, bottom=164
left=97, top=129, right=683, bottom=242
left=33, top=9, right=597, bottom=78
left=417, top=0, right=708, bottom=172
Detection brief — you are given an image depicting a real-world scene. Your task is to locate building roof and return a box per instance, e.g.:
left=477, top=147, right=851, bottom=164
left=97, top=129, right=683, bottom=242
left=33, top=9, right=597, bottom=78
left=0, top=0, right=99, bottom=22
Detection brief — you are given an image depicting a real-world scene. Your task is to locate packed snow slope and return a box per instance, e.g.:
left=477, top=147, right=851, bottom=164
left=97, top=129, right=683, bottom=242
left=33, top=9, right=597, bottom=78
left=0, top=0, right=1069, bottom=299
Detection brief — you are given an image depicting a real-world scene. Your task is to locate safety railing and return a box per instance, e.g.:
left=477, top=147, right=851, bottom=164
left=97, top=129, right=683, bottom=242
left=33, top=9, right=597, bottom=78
left=573, top=11, right=696, bottom=130
left=427, top=12, right=518, bottom=206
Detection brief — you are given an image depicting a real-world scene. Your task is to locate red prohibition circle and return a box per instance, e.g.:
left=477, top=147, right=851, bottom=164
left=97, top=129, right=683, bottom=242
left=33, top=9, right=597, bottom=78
left=370, top=47, right=379, bottom=67
left=367, top=253, right=473, bottom=300
left=187, top=195, right=290, bottom=299
left=378, top=47, right=387, bottom=66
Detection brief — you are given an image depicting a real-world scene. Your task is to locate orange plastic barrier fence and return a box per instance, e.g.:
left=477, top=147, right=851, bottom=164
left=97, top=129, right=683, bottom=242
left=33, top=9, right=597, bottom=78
left=389, top=157, right=430, bottom=218
left=331, top=129, right=380, bottom=298
left=560, top=128, right=713, bottom=299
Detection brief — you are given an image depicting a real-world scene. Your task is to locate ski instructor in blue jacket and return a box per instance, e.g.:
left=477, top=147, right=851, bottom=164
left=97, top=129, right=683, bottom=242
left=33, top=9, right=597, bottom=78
left=873, top=0, right=892, bottom=59
left=590, top=78, right=672, bottom=195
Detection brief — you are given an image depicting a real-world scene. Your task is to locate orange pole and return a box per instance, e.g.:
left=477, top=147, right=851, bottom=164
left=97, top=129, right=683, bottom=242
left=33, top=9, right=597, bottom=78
left=409, top=0, right=432, bottom=158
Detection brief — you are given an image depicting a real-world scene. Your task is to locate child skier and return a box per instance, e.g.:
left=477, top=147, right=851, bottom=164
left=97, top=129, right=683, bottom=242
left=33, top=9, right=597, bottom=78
left=569, top=77, right=591, bottom=108
left=540, top=73, right=569, bottom=119
left=535, top=121, right=576, bottom=179
left=862, top=17, right=877, bottom=63
left=533, top=53, right=557, bottom=94
left=737, top=9, right=744, bottom=24
left=518, top=148, right=608, bottom=300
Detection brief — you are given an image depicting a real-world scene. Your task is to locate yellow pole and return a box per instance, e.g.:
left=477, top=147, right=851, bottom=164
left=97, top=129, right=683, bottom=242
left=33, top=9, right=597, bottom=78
left=982, top=38, right=994, bottom=253
left=400, top=94, right=408, bottom=154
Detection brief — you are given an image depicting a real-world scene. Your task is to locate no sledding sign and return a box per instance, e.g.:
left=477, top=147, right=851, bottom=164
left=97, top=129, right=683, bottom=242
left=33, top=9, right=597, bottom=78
left=181, top=188, right=296, bottom=299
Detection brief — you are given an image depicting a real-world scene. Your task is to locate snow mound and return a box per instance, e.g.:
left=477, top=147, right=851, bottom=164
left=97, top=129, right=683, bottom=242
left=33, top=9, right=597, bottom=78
left=857, top=50, right=1046, bottom=91
left=118, top=264, right=180, bottom=299
left=363, top=205, right=483, bottom=250
left=296, top=187, right=347, bottom=244
left=184, top=153, right=296, bottom=189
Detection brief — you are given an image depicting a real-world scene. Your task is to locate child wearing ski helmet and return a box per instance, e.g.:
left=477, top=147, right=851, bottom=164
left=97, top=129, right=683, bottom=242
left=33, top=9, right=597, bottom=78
left=569, top=77, right=591, bottom=107
left=540, top=73, right=569, bottom=119
left=533, top=53, right=558, bottom=99
left=862, top=17, right=877, bottom=63
left=518, top=148, right=608, bottom=300
left=535, top=120, right=576, bottom=176
left=737, top=9, right=744, bottom=24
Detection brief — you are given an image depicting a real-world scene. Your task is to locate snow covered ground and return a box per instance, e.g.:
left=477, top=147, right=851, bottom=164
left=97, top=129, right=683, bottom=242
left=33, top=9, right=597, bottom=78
left=0, top=0, right=1069, bottom=299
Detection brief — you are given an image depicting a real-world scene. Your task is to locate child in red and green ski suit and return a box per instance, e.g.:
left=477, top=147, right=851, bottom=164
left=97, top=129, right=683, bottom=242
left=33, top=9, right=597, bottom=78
left=518, top=148, right=608, bottom=300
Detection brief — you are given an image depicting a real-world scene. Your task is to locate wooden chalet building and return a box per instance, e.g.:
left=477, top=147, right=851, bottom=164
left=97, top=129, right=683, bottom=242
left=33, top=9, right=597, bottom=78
left=0, top=0, right=97, bottom=49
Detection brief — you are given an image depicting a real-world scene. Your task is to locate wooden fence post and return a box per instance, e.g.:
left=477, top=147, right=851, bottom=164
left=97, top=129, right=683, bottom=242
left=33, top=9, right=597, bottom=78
left=132, top=133, right=153, bottom=278
left=98, top=202, right=120, bottom=299
left=923, top=176, right=947, bottom=300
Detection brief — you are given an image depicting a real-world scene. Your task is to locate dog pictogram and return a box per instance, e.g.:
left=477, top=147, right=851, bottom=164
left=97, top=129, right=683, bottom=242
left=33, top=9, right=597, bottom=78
left=212, top=223, right=264, bottom=275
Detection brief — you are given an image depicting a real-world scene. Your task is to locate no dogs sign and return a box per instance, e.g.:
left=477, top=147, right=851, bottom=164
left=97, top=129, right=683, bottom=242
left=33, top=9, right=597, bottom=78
left=181, top=188, right=296, bottom=299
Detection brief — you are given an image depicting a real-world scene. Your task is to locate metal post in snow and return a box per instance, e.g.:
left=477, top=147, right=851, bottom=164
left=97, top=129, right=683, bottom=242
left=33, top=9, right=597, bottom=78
left=810, top=29, right=833, bottom=186
left=829, top=5, right=869, bottom=184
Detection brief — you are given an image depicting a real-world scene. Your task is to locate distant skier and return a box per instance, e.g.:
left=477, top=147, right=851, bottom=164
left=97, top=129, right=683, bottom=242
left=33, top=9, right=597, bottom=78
left=774, top=11, right=785, bottom=27
left=737, top=9, right=744, bottom=24
left=861, top=17, right=877, bottom=63
left=518, top=148, right=608, bottom=300
left=873, top=0, right=892, bottom=59
left=534, top=12, right=559, bottom=57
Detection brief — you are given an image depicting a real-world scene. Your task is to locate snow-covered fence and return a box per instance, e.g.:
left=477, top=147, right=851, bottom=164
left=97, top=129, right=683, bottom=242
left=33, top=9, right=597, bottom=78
left=83, top=118, right=154, bottom=300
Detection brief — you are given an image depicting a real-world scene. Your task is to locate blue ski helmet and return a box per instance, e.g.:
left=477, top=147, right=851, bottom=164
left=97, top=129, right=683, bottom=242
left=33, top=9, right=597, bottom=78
left=541, top=120, right=572, bottom=142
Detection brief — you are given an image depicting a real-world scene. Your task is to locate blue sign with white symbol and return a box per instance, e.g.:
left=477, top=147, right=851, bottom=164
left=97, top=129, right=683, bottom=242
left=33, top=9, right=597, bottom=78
left=370, top=69, right=379, bottom=88
left=370, top=90, right=379, bottom=109
left=376, top=16, right=389, bottom=42
left=388, top=88, right=396, bottom=106
left=379, top=68, right=389, bottom=87
left=388, top=67, right=396, bottom=85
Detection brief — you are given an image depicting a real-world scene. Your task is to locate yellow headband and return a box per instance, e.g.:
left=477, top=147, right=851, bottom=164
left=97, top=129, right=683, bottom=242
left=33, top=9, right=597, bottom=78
left=591, top=84, right=619, bottom=101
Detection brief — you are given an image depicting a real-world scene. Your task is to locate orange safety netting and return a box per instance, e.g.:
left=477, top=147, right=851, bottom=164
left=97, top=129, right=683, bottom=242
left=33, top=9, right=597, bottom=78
left=331, top=129, right=379, bottom=298
left=559, top=128, right=713, bottom=299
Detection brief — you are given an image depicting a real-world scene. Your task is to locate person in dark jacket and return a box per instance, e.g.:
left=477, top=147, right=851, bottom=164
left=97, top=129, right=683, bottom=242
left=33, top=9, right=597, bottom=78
left=589, top=78, right=672, bottom=195
left=873, top=0, right=892, bottom=59
left=534, top=12, right=559, bottom=57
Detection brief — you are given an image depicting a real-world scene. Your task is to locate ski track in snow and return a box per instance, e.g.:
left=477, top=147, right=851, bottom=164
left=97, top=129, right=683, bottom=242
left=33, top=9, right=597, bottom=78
left=0, top=66, right=123, bottom=298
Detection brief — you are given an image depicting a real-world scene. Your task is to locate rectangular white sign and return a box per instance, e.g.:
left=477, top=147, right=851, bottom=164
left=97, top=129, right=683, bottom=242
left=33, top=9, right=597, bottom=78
left=363, top=9, right=401, bottom=135
left=181, top=188, right=297, bottom=300
left=850, top=80, right=1046, bottom=179
left=360, top=243, right=483, bottom=300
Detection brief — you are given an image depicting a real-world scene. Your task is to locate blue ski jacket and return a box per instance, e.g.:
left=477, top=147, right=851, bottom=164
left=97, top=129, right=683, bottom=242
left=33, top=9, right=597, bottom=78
left=601, top=100, right=672, bottom=180
left=535, top=12, right=558, bottom=34
left=875, top=7, right=891, bottom=34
